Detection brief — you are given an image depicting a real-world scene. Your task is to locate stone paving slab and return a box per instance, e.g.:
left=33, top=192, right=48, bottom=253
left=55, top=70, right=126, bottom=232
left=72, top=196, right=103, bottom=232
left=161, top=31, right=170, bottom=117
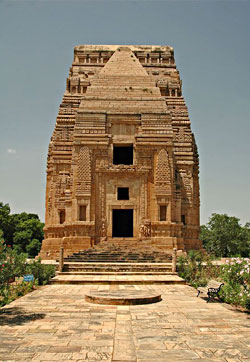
left=0, top=283, right=250, bottom=361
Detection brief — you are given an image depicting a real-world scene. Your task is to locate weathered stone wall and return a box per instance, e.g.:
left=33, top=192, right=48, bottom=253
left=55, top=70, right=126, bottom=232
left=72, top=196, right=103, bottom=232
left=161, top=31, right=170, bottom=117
left=40, top=45, right=201, bottom=260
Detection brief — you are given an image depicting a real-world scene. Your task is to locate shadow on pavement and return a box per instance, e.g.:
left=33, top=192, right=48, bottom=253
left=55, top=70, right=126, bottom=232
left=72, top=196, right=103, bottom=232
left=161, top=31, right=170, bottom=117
left=200, top=296, right=250, bottom=317
left=0, top=307, right=45, bottom=326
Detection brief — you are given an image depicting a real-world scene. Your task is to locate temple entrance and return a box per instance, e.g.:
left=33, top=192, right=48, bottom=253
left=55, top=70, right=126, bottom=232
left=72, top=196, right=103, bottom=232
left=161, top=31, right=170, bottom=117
left=112, top=209, right=133, bottom=237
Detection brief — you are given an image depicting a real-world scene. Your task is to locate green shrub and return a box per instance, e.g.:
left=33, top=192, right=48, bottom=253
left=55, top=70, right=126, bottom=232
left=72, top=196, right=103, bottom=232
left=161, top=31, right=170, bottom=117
left=26, top=259, right=55, bottom=285
left=177, top=250, right=217, bottom=288
left=0, top=240, right=55, bottom=306
left=219, top=258, right=250, bottom=308
left=245, top=297, right=250, bottom=310
left=26, top=239, right=42, bottom=257
left=0, top=240, right=27, bottom=305
left=177, top=252, right=250, bottom=310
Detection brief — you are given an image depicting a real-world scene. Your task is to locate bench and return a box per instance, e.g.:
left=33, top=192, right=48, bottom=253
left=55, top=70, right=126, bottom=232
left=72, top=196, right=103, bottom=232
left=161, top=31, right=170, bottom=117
left=197, top=280, right=224, bottom=302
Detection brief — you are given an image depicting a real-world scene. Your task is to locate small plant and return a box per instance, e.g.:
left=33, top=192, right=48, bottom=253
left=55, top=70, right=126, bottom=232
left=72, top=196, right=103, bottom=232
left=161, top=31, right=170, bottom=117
left=143, top=88, right=148, bottom=92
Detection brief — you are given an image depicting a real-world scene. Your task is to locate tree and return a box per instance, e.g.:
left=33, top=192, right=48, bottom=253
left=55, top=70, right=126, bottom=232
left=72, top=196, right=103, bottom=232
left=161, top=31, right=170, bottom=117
left=13, top=217, right=44, bottom=256
left=200, top=213, right=250, bottom=257
left=0, top=202, right=44, bottom=256
left=0, top=203, right=12, bottom=242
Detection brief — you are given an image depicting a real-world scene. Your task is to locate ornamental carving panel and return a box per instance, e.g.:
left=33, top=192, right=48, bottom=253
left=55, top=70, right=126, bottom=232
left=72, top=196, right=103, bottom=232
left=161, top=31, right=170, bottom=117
left=76, top=147, right=91, bottom=194
left=155, top=149, right=171, bottom=195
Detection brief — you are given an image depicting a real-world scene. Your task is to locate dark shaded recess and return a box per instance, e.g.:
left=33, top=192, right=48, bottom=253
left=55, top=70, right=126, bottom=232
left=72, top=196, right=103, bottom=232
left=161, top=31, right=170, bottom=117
left=112, top=209, right=133, bottom=237
left=79, top=205, right=86, bottom=221
left=160, top=205, right=167, bottom=221
left=113, top=146, right=133, bottom=165
left=59, top=210, right=65, bottom=224
left=117, top=187, right=129, bottom=200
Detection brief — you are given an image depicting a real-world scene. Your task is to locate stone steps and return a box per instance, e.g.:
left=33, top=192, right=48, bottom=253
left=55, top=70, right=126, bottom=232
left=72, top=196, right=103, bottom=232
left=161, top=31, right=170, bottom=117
left=63, top=244, right=172, bottom=264
left=50, top=274, right=185, bottom=285
left=62, top=262, right=172, bottom=273
left=64, top=258, right=171, bottom=263
left=58, top=240, right=176, bottom=282
left=57, top=271, right=175, bottom=275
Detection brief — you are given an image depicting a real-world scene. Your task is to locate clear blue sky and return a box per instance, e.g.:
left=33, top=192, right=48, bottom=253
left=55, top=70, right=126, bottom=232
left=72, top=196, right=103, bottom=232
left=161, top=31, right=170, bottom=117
left=0, top=0, right=249, bottom=225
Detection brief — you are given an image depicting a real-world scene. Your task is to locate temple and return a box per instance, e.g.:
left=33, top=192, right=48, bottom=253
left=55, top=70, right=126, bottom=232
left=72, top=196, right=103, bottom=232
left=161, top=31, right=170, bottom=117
left=40, top=45, right=201, bottom=259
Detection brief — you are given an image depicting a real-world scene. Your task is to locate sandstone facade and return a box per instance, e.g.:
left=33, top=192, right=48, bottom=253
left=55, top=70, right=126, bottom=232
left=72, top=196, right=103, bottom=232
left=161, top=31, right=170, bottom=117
left=40, top=45, right=201, bottom=259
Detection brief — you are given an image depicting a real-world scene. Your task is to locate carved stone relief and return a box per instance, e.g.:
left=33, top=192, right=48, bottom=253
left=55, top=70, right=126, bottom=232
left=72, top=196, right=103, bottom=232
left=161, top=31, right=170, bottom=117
left=77, top=147, right=91, bottom=194
left=140, top=220, right=151, bottom=238
left=155, top=149, right=171, bottom=195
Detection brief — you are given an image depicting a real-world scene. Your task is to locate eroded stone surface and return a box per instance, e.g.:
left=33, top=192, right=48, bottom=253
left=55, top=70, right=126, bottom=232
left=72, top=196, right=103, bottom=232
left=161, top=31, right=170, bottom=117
left=85, top=290, right=161, bottom=305
left=40, top=44, right=201, bottom=260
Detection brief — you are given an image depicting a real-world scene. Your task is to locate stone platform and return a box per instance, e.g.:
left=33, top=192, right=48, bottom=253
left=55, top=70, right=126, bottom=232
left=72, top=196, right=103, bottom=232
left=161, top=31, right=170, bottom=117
left=85, top=290, right=161, bottom=305
left=50, top=274, right=185, bottom=285
left=1, top=283, right=250, bottom=361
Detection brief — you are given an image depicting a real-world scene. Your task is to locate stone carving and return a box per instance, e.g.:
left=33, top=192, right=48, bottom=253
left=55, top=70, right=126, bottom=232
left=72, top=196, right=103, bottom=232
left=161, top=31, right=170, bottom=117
left=77, top=147, right=91, bottom=194
left=155, top=149, right=171, bottom=195
left=175, top=127, right=193, bottom=143
left=140, top=221, right=151, bottom=238
left=56, top=172, right=70, bottom=197
left=40, top=45, right=201, bottom=260
left=96, top=157, right=109, bottom=170
left=100, top=219, right=107, bottom=238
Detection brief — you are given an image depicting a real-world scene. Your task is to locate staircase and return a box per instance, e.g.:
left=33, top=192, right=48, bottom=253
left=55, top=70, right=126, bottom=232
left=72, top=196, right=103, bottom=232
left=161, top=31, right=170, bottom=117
left=64, top=240, right=171, bottom=262
left=61, top=263, right=172, bottom=275
left=50, top=239, right=184, bottom=284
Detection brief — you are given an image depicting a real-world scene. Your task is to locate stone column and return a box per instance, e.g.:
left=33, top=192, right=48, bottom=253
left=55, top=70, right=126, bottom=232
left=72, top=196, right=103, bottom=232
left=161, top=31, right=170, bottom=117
left=59, top=247, right=64, bottom=272
left=172, top=248, right=177, bottom=273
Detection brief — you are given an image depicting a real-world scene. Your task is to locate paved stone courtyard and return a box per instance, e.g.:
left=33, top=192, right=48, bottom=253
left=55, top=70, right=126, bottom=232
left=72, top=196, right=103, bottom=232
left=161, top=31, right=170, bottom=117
left=0, top=283, right=250, bottom=361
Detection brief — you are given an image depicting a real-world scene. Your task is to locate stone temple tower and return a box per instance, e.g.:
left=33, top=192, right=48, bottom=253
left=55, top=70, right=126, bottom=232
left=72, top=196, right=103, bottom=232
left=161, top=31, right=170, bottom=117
left=40, top=45, right=201, bottom=259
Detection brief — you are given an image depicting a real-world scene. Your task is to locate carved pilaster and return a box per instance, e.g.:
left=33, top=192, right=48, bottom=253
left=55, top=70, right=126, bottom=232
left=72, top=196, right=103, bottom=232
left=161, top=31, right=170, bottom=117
left=76, top=147, right=91, bottom=195
left=155, top=149, right=171, bottom=196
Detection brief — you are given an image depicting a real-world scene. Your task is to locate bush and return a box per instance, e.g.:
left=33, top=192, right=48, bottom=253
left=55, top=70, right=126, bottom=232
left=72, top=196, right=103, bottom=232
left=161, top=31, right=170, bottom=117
left=0, top=240, right=55, bottom=306
left=177, top=251, right=250, bottom=310
left=219, top=258, right=250, bottom=308
left=177, top=250, right=217, bottom=288
left=26, top=259, right=55, bottom=285
left=0, top=240, right=27, bottom=304
left=245, top=297, right=250, bottom=310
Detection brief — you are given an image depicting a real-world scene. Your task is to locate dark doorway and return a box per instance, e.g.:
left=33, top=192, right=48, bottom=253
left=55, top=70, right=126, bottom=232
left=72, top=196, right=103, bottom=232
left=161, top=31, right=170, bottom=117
left=112, top=209, right=133, bottom=237
left=113, top=145, right=133, bottom=165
